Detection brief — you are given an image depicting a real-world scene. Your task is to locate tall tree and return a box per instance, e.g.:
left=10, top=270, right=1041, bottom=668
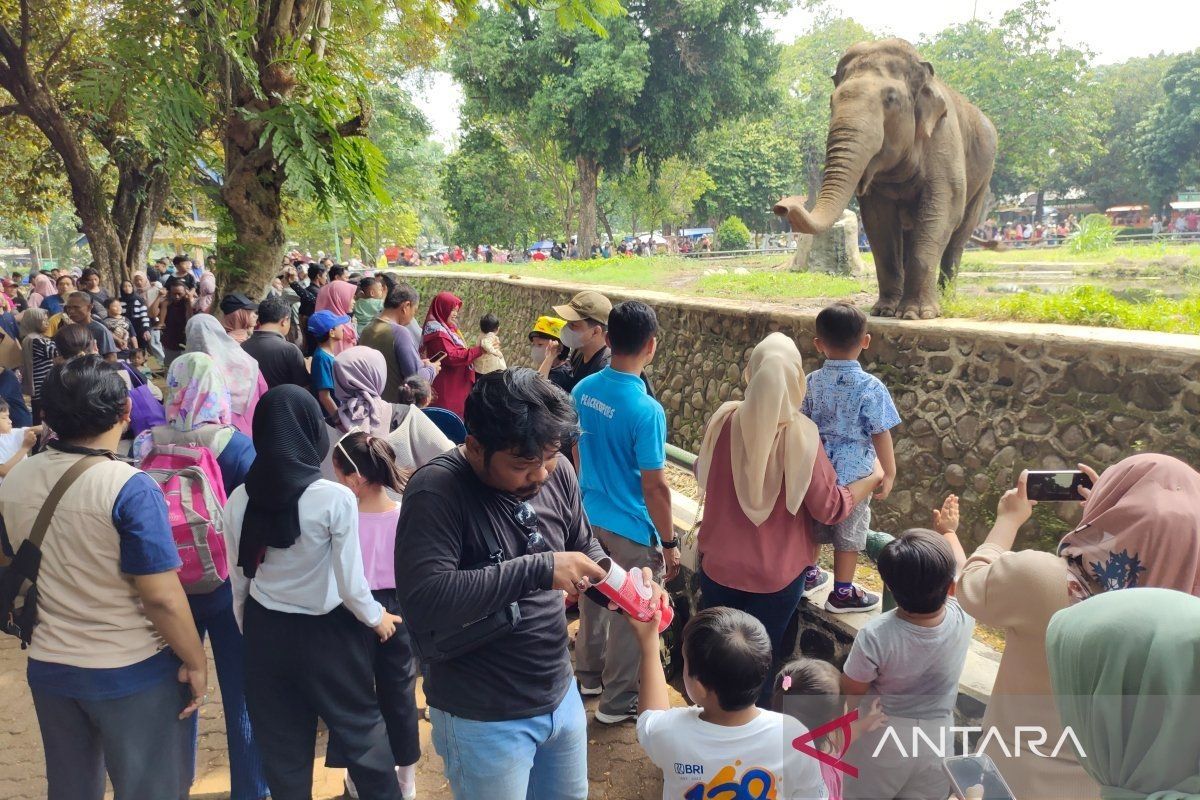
left=1137, top=50, right=1200, bottom=209
left=451, top=0, right=783, bottom=255
left=200, top=0, right=617, bottom=290
left=696, top=118, right=796, bottom=229
left=1065, top=55, right=1175, bottom=211
left=923, top=0, right=1101, bottom=214
left=0, top=0, right=209, bottom=284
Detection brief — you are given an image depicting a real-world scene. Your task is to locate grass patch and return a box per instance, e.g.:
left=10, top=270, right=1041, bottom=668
left=696, top=270, right=865, bottom=300
left=959, top=241, right=1200, bottom=268
left=944, top=285, right=1200, bottom=334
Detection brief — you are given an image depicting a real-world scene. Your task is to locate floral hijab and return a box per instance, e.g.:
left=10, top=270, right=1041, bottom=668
left=422, top=291, right=464, bottom=347
left=133, top=352, right=235, bottom=461
left=1057, top=453, right=1200, bottom=602
left=184, top=313, right=260, bottom=414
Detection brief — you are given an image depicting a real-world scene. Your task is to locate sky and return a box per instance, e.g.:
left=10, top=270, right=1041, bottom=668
left=415, top=0, right=1198, bottom=146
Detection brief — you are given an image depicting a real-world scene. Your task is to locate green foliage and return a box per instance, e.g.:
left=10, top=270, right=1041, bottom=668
left=1136, top=50, right=1200, bottom=207
left=603, top=157, right=714, bottom=235
left=697, top=119, right=798, bottom=229
left=944, top=285, right=1200, bottom=335
left=441, top=125, right=555, bottom=246
left=922, top=0, right=1101, bottom=199
left=715, top=216, right=751, bottom=250
left=450, top=0, right=784, bottom=246
left=1067, top=214, right=1119, bottom=254
left=1064, top=55, right=1175, bottom=210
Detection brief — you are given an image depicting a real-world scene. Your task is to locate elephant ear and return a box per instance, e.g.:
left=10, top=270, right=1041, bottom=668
left=915, top=61, right=947, bottom=140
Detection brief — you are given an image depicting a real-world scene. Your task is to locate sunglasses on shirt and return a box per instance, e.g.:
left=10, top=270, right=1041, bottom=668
left=511, top=501, right=549, bottom=555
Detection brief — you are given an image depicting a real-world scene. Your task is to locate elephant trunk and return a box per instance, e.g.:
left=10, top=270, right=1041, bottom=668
left=774, top=122, right=883, bottom=235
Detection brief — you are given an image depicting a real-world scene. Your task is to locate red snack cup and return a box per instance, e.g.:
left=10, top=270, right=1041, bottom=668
left=594, top=556, right=673, bottom=633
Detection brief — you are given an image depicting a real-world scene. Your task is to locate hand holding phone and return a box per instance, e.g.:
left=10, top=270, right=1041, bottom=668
left=1025, top=470, right=1093, bottom=501
left=429, top=351, right=447, bottom=363
left=944, top=754, right=1016, bottom=800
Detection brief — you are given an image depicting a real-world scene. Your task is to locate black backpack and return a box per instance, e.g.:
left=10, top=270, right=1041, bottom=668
left=0, top=456, right=105, bottom=648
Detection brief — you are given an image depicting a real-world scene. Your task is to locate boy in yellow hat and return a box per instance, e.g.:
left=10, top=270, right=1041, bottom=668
left=529, top=315, right=571, bottom=390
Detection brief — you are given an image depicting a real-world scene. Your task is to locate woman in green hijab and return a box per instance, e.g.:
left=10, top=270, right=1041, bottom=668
left=1047, top=588, right=1200, bottom=799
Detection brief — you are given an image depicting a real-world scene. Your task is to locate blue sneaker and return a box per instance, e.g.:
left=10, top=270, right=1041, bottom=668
left=803, top=567, right=832, bottom=597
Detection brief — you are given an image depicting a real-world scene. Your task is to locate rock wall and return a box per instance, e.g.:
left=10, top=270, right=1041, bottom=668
left=405, top=270, right=1200, bottom=551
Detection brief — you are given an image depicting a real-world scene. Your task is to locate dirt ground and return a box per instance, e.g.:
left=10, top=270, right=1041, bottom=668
left=0, top=614, right=682, bottom=800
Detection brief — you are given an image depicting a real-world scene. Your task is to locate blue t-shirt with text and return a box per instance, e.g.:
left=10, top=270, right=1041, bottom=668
left=572, top=367, right=666, bottom=546
left=802, top=359, right=901, bottom=484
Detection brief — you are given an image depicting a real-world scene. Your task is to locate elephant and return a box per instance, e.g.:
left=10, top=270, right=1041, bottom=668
left=774, top=39, right=997, bottom=320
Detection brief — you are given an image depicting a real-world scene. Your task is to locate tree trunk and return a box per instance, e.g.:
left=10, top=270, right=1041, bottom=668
left=221, top=106, right=287, bottom=294
left=1034, top=189, right=1045, bottom=224
left=805, top=147, right=822, bottom=210
left=576, top=155, right=599, bottom=257
left=0, top=25, right=125, bottom=282
left=598, top=206, right=616, bottom=250
left=112, top=159, right=171, bottom=286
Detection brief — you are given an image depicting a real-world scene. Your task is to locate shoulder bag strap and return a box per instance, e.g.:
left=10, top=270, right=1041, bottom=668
left=27, top=456, right=108, bottom=549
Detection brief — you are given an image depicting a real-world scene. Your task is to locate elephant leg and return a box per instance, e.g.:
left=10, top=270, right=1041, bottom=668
left=940, top=184, right=989, bottom=288
left=859, top=196, right=903, bottom=317
left=899, top=219, right=952, bottom=320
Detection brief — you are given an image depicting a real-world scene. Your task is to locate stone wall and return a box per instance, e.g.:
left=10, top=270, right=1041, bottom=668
left=406, top=270, right=1200, bottom=551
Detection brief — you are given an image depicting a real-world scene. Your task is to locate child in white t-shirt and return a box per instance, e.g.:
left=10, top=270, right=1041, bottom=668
left=628, top=604, right=828, bottom=799
left=0, top=398, right=39, bottom=485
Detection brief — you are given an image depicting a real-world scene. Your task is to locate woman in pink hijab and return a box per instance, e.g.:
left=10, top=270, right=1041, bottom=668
left=956, top=453, right=1200, bottom=800
left=28, top=273, right=55, bottom=309
left=314, top=279, right=357, bottom=354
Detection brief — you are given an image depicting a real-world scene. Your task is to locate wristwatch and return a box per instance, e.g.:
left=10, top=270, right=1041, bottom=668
left=660, top=538, right=679, bottom=550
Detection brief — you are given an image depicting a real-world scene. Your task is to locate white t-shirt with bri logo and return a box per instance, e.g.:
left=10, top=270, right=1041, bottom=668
left=637, top=706, right=828, bottom=800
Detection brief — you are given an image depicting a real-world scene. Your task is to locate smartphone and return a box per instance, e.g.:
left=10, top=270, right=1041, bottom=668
left=430, top=351, right=447, bottom=363
left=944, top=754, right=1016, bottom=800
left=1025, top=470, right=1092, bottom=501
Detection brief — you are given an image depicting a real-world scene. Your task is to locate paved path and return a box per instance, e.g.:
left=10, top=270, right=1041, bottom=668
left=0, top=617, right=674, bottom=799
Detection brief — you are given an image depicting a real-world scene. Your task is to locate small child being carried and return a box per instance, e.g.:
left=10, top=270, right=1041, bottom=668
left=472, top=312, right=507, bottom=374
left=802, top=302, right=901, bottom=613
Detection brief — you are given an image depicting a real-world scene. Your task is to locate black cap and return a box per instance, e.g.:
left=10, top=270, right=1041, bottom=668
left=219, top=293, right=258, bottom=315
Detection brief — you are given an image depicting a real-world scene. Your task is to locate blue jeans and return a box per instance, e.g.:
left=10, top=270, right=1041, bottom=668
left=699, top=570, right=806, bottom=707
left=430, top=685, right=589, bottom=800
left=189, top=583, right=269, bottom=800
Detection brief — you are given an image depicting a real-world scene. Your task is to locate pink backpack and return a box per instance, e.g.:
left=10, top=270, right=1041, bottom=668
left=141, top=426, right=230, bottom=594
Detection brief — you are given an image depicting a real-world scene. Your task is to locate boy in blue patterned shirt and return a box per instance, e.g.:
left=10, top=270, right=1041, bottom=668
left=801, top=302, right=900, bottom=613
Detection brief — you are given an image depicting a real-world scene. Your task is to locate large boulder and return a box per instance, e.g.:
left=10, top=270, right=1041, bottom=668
left=790, top=209, right=866, bottom=277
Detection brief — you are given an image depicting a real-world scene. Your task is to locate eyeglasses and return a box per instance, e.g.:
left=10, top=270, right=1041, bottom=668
left=512, top=501, right=549, bottom=554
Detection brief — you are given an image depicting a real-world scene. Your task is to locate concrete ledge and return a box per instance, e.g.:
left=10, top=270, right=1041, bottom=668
left=404, top=268, right=1200, bottom=357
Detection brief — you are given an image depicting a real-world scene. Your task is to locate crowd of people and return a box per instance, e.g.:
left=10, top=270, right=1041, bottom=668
left=0, top=254, right=1198, bottom=800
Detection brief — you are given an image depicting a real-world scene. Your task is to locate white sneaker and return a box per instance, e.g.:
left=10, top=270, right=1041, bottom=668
left=579, top=682, right=603, bottom=697
left=594, top=704, right=638, bottom=725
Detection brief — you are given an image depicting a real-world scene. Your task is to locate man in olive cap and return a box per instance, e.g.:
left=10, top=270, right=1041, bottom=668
left=551, top=291, right=613, bottom=393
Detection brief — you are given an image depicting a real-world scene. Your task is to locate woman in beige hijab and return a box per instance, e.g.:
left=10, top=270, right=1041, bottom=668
left=695, top=332, right=881, bottom=705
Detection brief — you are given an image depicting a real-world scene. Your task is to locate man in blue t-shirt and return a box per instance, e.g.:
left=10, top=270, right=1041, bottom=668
left=571, top=300, right=678, bottom=724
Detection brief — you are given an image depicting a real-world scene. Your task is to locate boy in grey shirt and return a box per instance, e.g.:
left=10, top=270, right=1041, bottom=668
left=841, top=497, right=973, bottom=800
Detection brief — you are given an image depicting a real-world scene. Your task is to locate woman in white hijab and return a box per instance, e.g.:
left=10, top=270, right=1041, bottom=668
left=184, top=313, right=268, bottom=436
left=694, top=332, right=882, bottom=705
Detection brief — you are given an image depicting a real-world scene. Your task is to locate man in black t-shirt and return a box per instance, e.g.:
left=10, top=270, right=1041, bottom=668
left=552, top=290, right=655, bottom=396
left=394, top=370, right=666, bottom=800
left=63, top=291, right=118, bottom=361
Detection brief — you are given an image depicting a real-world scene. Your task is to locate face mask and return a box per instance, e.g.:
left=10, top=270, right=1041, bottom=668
left=531, top=344, right=547, bottom=363
left=559, top=324, right=587, bottom=350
